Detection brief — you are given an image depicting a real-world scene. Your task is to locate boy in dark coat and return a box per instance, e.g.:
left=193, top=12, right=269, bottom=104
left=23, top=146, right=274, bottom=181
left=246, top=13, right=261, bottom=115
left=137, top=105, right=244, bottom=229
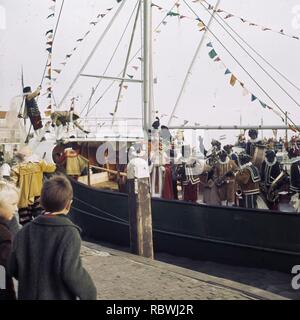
left=8, top=175, right=97, bottom=300
left=0, top=181, right=20, bottom=300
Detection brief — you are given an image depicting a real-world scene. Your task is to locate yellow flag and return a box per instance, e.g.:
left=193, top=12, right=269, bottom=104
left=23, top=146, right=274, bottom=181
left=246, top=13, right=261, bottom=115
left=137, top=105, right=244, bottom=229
left=230, top=74, right=237, bottom=86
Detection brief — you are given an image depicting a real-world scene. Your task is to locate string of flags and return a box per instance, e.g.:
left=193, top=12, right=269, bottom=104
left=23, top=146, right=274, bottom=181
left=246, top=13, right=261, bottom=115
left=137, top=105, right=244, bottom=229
left=192, top=0, right=300, bottom=41
left=51, top=0, right=124, bottom=84
left=45, top=0, right=57, bottom=114
left=206, top=41, right=299, bottom=129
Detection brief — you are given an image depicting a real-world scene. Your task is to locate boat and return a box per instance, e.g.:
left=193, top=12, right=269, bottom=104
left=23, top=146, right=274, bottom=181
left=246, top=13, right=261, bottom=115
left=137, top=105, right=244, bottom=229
left=70, top=178, right=300, bottom=273
left=17, top=0, right=300, bottom=273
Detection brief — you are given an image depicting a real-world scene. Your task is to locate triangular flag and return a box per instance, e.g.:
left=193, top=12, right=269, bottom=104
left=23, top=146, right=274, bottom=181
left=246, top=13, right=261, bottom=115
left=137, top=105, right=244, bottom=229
left=123, top=85, right=128, bottom=90
left=230, top=74, right=237, bottom=86
left=167, top=11, right=180, bottom=17
left=46, top=47, right=52, bottom=54
left=214, top=57, right=221, bottom=62
left=60, top=62, right=67, bottom=65
left=224, top=68, right=231, bottom=75
left=251, top=94, right=257, bottom=102
left=127, top=74, right=134, bottom=79
left=132, top=66, right=139, bottom=71
left=45, top=29, right=53, bottom=36
left=242, top=87, right=249, bottom=96
left=259, top=101, right=267, bottom=108
left=53, top=69, right=62, bottom=74
left=208, top=49, right=217, bottom=59
left=162, top=21, right=167, bottom=25
left=206, top=42, right=213, bottom=47
left=47, top=93, right=52, bottom=99
left=47, top=13, right=55, bottom=19
left=224, top=14, right=233, bottom=19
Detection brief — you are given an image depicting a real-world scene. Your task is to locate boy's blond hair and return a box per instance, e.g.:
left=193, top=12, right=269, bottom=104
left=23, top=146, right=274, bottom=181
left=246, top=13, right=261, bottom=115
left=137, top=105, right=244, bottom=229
left=0, top=181, right=20, bottom=208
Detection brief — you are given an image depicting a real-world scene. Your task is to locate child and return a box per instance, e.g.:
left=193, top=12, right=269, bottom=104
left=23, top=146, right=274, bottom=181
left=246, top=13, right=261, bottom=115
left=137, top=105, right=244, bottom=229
left=0, top=181, right=20, bottom=300
left=8, top=175, right=97, bottom=300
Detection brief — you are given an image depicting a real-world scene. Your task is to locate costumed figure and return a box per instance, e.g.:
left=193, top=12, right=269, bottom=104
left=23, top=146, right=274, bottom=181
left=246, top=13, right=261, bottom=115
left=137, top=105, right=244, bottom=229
left=179, top=145, right=206, bottom=203
left=260, top=150, right=282, bottom=210
left=149, top=140, right=168, bottom=198
left=160, top=126, right=176, bottom=200
left=11, top=146, right=56, bottom=225
left=235, top=153, right=261, bottom=209
left=246, top=129, right=266, bottom=170
left=60, top=147, right=89, bottom=180
left=288, top=148, right=300, bottom=212
left=19, top=86, right=43, bottom=136
left=51, top=110, right=90, bottom=141
left=214, top=150, right=238, bottom=206
left=223, top=144, right=238, bottom=165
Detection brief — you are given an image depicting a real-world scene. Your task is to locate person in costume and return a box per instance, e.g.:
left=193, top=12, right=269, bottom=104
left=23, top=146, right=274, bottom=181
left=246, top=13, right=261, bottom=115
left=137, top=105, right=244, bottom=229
left=19, top=86, right=43, bottom=136
left=50, top=110, right=90, bottom=141
left=246, top=129, right=259, bottom=157
left=288, top=148, right=300, bottom=212
left=214, top=150, right=238, bottom=206
left=223, top=144, right=238, bottom=165
left=260, top=150, right=282, bottom=210
left=235, top=153, right=261, bottom=209
left=11, top=146, right=56, bottom=225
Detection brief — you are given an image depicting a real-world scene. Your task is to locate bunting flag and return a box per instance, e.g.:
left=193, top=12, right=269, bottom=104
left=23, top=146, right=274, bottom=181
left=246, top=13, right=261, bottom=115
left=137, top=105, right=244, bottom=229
left=208, top=49, right=217, bottom=59
left=52, top=1, right=125, bottom=84
left=167, top=11, right=180, bottom=17
left=251, top=94, right=257, bottom=102
left=206, top=40, right=287, bottom=123
left=230, top=74, right=237, bottom=86
left=198, top=0, right=300, bottom=41
left=44, top=1, right=56, bottom=115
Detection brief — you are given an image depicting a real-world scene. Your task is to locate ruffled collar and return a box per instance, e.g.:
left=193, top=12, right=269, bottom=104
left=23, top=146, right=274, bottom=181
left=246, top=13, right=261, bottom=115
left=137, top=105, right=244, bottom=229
left=265, top=157, right=277, bottom=166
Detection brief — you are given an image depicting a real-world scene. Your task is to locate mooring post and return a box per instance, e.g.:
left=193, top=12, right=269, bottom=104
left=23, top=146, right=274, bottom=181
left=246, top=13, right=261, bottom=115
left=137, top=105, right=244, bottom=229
left=127, top=155, right=154, bottom=259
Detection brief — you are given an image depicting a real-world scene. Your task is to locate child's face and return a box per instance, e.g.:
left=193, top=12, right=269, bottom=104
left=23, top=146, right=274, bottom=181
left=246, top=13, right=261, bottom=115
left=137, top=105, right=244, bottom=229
left=0, top=192, right=18, bottom=221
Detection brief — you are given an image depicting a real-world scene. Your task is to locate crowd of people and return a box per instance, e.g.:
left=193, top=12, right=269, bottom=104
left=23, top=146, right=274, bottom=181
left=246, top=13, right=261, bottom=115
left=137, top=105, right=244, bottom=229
left=0, top=146, right=97, bottom=300
left=142, top=126, right=300, bottom=212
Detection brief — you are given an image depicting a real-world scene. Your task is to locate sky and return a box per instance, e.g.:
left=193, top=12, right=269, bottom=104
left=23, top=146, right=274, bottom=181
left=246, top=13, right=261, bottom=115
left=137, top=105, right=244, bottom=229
left=0, top=0, right=300, bottom=146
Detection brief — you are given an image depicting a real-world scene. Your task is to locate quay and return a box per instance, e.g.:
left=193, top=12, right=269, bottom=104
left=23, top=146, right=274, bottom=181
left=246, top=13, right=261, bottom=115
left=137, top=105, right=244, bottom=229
left=81, top=241, right=297, bottom=300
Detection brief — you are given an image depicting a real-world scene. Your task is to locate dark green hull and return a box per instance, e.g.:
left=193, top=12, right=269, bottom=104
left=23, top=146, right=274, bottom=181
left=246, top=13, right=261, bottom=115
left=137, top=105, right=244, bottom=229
left=70, top=180, right=300, bottom=273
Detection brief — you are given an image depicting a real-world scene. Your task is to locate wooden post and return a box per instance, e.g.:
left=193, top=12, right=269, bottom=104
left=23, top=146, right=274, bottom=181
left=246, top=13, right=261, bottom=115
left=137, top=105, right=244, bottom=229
left=87, top=161, right=91, bottom=186
left=127, top=157, right=154, bottom=259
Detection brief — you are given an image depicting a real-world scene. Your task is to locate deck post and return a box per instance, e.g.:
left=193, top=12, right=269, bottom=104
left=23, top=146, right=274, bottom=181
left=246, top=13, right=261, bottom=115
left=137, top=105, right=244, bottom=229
left=127, top=156, right=154, bottom=259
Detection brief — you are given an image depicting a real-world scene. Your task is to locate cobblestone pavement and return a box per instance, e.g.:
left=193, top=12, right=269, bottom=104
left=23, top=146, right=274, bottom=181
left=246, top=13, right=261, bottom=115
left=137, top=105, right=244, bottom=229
left=156, top=253, right=299, bottom=300
left=81, top=242, right=287, bottom=300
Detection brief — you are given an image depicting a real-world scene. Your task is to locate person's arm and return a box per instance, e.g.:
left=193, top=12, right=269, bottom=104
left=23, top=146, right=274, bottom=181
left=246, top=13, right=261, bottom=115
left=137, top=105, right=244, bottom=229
left=26, top=86, right=41, bottom=100
left=40, top=160, right=56, bottom=173
left=61, top=229, right=97, bottom=300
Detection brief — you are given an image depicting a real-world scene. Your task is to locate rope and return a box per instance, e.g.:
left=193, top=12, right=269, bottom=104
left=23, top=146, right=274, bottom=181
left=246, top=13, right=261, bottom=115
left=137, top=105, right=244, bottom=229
left=73, top=196, right=128, bottom=223
left=199, top=0, right=300, bottom=108
left=182, top=0, right=300, bottom=132
left=85, top=2, right=178, bottom=117
left=112, top=0, right=142, bottom=125
left=80, top=0, right=141, bottom=117
left=202, top=0, right=300, bottom=95
left=40, top=0, right=65, bottom=87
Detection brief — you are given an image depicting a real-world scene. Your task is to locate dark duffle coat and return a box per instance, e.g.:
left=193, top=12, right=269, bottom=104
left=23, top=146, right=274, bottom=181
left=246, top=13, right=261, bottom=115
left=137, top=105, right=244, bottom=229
left=8, top=214, right=97, bottom=300
left=0, top=217, right=16, bottom=300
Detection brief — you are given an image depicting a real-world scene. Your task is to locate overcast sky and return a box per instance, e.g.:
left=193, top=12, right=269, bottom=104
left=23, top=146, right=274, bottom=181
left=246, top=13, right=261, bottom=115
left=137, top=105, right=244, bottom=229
left=0, top=0, right=299, bottom=145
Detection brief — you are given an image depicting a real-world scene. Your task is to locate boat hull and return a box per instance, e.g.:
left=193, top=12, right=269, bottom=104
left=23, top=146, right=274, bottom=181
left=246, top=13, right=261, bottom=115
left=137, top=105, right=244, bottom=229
left=70, top=180, right=300, bottom=273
